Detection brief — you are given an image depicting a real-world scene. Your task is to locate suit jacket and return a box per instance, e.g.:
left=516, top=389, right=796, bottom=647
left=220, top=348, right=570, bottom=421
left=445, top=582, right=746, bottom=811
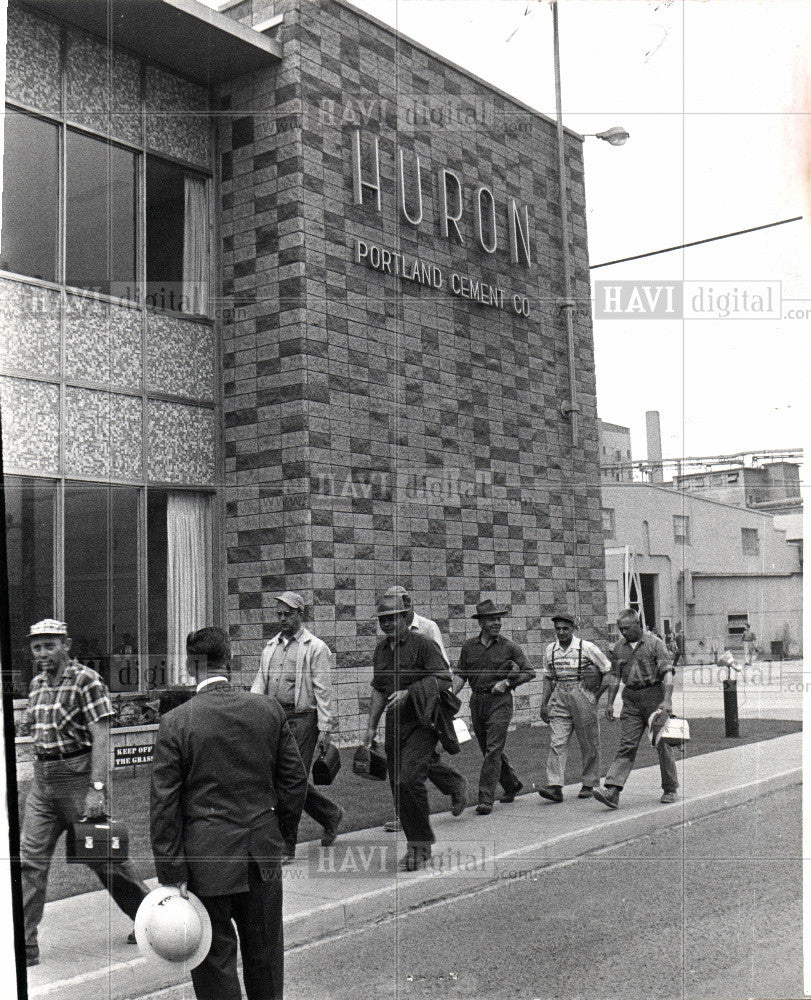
left=150, top=681, right=307, bottom=896
left=252, top=627, right=336, bottom=732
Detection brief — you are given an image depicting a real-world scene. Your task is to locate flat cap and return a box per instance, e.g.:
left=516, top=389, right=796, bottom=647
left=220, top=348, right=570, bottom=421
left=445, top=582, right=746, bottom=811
left=550, top=611, right=577, bottom=627
left=29, top=619, right=68, bottom=637
left=276, top=591, right=305, bottom=611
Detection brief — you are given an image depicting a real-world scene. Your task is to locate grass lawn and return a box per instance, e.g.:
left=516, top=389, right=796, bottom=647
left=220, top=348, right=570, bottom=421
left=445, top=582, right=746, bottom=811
left=19, top=715, right=799, bottom=903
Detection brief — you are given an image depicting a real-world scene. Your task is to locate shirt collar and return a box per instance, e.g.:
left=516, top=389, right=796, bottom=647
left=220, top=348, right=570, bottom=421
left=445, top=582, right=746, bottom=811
left=387, top=632, right=410, bottom=648
left=197, top=676, right=229, bottom=693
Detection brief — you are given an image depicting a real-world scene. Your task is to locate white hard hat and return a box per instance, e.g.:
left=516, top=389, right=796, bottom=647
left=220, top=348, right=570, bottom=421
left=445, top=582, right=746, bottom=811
left=134, top=885, right=212, bottom=970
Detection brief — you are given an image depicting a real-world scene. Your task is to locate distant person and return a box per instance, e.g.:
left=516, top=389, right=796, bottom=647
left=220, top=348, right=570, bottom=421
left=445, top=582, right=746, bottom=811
left=593, top=609, right=678, bottom=809
left=536, top=611, right=611, bottom=803
left=251, top=592, right=344, bottom=859
left=380, top=586, right=467, bottom=833
left=742, top=622, right=757, bottom=665
left=669, top=625, right=685, bottom=667
left=151, top=627, right=307, bottom=999
left=21, top=619, right=149, bottom=968
left=452, top=599, right=535, bottom=815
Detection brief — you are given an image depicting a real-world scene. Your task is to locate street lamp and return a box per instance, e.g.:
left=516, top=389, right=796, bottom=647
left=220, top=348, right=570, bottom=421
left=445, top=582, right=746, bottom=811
left=591, top=126, right=631, bottom=147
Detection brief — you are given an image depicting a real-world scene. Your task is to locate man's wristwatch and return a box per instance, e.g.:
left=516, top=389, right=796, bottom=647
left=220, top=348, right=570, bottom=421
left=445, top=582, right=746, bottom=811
left=92, top=781, right=106, bottom=792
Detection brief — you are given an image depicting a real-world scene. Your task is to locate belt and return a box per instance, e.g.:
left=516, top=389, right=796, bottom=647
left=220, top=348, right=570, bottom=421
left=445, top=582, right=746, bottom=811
left=35, top=746, right=90, bottom=761
left=625, top=681, right=661, bottom=692
left=280, top=705, right=315, bottom=716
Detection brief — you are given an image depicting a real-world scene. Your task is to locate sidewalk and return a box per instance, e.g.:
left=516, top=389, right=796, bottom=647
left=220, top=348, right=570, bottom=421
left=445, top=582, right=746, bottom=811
left=25, top=730, right=801, bottom=1000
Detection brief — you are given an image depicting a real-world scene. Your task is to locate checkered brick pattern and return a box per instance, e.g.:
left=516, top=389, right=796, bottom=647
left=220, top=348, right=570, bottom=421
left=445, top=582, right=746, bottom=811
left=218, top=0, right=608, bottom=742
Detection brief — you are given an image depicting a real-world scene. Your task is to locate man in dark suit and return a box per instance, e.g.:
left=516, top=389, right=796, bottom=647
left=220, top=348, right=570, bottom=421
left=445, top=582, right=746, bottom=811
left=150, top=627, right=307, bottom=1000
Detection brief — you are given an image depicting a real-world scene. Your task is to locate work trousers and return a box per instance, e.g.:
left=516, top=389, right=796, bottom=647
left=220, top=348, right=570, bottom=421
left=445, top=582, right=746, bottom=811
left=469, top=691, right=521, bottom=807
left=427, top=750, right=466, bottom=798
left=604, top=683, right=678, bottom=793
left=384, top=713, right=437, bottom=846
left=191, top=861, right=284, bottom=1000
left=282, top=708, right=342, bottom=846
left=546, top=682, right=600, bottom=787
left=20, top=754, right=148, bottom=953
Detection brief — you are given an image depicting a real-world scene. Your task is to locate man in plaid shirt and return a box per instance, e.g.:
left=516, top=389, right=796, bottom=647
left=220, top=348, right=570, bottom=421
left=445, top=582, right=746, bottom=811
left=21, top=619, right=148, bottom=967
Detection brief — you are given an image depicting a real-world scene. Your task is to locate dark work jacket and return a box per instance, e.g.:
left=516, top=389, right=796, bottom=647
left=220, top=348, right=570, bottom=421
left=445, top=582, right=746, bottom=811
left=150, top=682, right=307, bottom=896
left=409, top=674, right=461, bottom=755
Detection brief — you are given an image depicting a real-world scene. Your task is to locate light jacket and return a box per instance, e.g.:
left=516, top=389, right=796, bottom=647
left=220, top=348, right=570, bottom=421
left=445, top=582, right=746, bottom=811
left=251, top=627, right=336, bottom=732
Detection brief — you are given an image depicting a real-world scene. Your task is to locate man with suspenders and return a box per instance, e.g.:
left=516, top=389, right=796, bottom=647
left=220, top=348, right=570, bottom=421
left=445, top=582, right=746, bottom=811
left=536, top=611, right=611, bottom=803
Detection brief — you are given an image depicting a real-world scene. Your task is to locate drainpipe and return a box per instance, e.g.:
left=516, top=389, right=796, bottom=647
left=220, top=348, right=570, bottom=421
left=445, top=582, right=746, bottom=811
left=552, top=1, right=579, bottom=447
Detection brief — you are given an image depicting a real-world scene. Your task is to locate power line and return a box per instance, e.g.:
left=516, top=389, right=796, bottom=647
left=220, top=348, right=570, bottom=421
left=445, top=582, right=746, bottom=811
left=590, top=216, right=803, bottom=270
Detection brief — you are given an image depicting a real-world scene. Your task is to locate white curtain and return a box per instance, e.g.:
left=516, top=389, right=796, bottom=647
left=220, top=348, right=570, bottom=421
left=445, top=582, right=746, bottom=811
left=167, top=493, right=211, bottom=684
left=182, top=174, right=208, bottom=315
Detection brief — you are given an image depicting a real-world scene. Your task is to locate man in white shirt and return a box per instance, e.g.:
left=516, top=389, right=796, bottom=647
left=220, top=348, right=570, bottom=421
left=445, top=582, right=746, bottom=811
left=251, top=592, right=343, bottom=858
left=536, top=611, right=611, bottom=803
left=381, top=586, right=467, bottom=832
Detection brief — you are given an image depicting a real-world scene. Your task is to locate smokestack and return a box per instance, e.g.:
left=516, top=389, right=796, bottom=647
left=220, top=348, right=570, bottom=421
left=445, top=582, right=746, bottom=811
left=646, top=410, right=663, bottom=483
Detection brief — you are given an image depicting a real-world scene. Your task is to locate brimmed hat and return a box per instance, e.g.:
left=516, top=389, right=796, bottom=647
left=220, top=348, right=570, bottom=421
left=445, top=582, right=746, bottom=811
left=135, top=885, right=212, bottom=971
left=376, top=593, right=410, bottom=617
left=29, top=619, right=68, bottom=637
left=471, top=599, right=508, bottom=619
left=551, top=611, right=578, bottom=627
left=276, top=591, right=305, bottom=611
left=383, top=585, right=412, bottom=605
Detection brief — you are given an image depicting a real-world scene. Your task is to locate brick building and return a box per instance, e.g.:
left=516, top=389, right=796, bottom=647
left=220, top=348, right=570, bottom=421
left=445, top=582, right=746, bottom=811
left=2, top=0, right=607, bottom=741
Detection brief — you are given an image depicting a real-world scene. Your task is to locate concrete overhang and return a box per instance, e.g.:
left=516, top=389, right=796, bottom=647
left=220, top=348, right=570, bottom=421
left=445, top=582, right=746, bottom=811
left=21, top=0, right=282, bottom=86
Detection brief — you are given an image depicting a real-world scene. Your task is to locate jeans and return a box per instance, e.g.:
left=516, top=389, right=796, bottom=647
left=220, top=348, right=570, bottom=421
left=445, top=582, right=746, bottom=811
left=21, top=754, right=148, bottom=953
left=469, top=691, right=521, bottom=806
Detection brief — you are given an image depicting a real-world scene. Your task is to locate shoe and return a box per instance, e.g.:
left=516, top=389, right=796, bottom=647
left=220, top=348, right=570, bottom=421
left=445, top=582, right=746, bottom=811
left=321, top=806, right=345, bottom=847
left=593, top=785, right=620, bottom=809
left=127, top=929, right=137, bottom=944
left=451, top=778, right=468, bottom=816
left=26, top=949, right=39, bottom=968
left=660, top=791, right=678, bottom=804
left=475, top=803, right=492, bottom=815
left=399, top=845, right=431, bottom=872
left=383, top=818, right=402, bottom=832
left=536, top=785, right=563, bottom=803
left=578, top=786, right=593, bottom=799
left=499, top=781, right=523, bottom=803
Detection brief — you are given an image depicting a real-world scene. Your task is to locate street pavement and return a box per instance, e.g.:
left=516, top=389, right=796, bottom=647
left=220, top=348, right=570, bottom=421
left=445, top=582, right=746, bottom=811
left=21, top=723, right=801, bottom=1000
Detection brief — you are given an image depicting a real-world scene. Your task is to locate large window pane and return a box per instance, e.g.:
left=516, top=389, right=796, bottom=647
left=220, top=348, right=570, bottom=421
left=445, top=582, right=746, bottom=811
left=0, top=110, right=59, bottom=282
left=146, top=156, right=208, bottom=314
left=66, top=130, right=136, bottom=295
left=4, top=476, right=55, bottom=695
left=146, top=488, right=168, bottom=688
left=64, top=482, right=138, bottom=687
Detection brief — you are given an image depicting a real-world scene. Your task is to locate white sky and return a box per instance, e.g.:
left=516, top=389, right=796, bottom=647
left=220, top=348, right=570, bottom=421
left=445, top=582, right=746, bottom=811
left=340, top=0, right=810, bottom=465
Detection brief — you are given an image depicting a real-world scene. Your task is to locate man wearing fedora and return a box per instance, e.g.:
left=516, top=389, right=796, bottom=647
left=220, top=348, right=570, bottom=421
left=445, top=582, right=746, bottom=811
left=536, top=611, right=611, bottom=803
left=452, top=599, right=535, bottom=814
left=151, top=626, right=307, bottom=1000
left=20, top=619, right=149, bottom=967
left=251, top=592, right=344, bottom=858
left=379, top=586, right=467, bottom=833
left=364, top=591, right=453, bottom=871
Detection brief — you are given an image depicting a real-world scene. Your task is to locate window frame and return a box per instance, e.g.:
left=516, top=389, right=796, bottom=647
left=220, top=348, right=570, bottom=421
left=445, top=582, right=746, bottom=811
left=673, top=513, right=691, bottom=545
left=741, top=526, right=760, bottom=557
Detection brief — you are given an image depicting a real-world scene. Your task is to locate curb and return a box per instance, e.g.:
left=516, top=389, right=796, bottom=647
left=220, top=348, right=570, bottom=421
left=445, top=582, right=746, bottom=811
left=284, top=765, right=801, bottom=948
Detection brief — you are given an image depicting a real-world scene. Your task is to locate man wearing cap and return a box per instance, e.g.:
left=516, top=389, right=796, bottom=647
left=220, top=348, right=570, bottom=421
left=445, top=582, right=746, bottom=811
left=152, top=626, right=307, bottom=999
left=364, top=591, right=454, bottom=871
left=379, top=586, right=467, bottom=833
left=20, top=619, right=149, bottom=967
left=593, top=609, right=678, bottom=809
left=251, top=592, right=344, bottom=859
left=536, top=612, right=611, bottom=803
left=452, top=599, right=535, bottom=815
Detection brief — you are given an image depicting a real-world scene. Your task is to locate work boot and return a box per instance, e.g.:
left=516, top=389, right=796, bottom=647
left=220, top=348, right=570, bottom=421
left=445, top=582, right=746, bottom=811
left=577, top=785, right=593, bottom=799
left=26, top=947, right=39, bottom=968
left=499, top=780, right=523, bottom=803
left=383, top=818, right=402, bottom=832
left=127, top=929, right=137, bottom=944
left=593, top=784, right=620, bottom=809
left=660, top=790, right=678, bottom=804
left=536, top=785, right=563, bottom=803
left=475, top=802, right=492, bottom=815
left=321, top=806, right=345, bottom=847
left=451, top=778, right=468, bottom=816
left=399, top=844, right=431, bottom=872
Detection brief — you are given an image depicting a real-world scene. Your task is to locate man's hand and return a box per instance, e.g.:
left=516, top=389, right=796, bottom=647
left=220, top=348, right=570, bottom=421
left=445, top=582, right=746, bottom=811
left=175, top=881, right=189, bottom=899
left=657, top=702, right=672, bottom=716
left=317, top=732, right=331, bottom=755
left=363, top=727, right=376, bottom=748
left=605, top=701, right=618, bottom=721
left=82, top=787, right=107, bottom=820
left=540, top=704, right=551, bottom=724
left=386, top=690, right=409, bottom=709
left=491, top=680, right=510, bottom=695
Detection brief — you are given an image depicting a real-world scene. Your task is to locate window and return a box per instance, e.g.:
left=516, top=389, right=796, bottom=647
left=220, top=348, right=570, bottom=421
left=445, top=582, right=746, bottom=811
left=0, top=110, right=59, bottom=281
left=602, top=507, right=615, bottom=539
left=727, top=472, right=739, bottom=484
left=727, top=614, right=748, bottom=641
left=65, top=130, right=136, bottom=294
left=673, top=514, right=690, bottom=545
left=146, top=157, right=209, bottom=314
left=741, top=527, right=759, bottom=556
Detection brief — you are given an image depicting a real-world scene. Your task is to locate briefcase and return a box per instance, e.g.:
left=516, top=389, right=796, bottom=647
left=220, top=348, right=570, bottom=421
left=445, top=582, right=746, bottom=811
left=312, top=743, right=341, bottom=785
left=352, top=742, right=387, bottom=780
left=66, top=819, right=130, bottom=865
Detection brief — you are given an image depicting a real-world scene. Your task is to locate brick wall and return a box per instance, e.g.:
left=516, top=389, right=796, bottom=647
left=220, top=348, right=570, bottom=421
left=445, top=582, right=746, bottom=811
left=218, top=0, right=607, bottom=741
